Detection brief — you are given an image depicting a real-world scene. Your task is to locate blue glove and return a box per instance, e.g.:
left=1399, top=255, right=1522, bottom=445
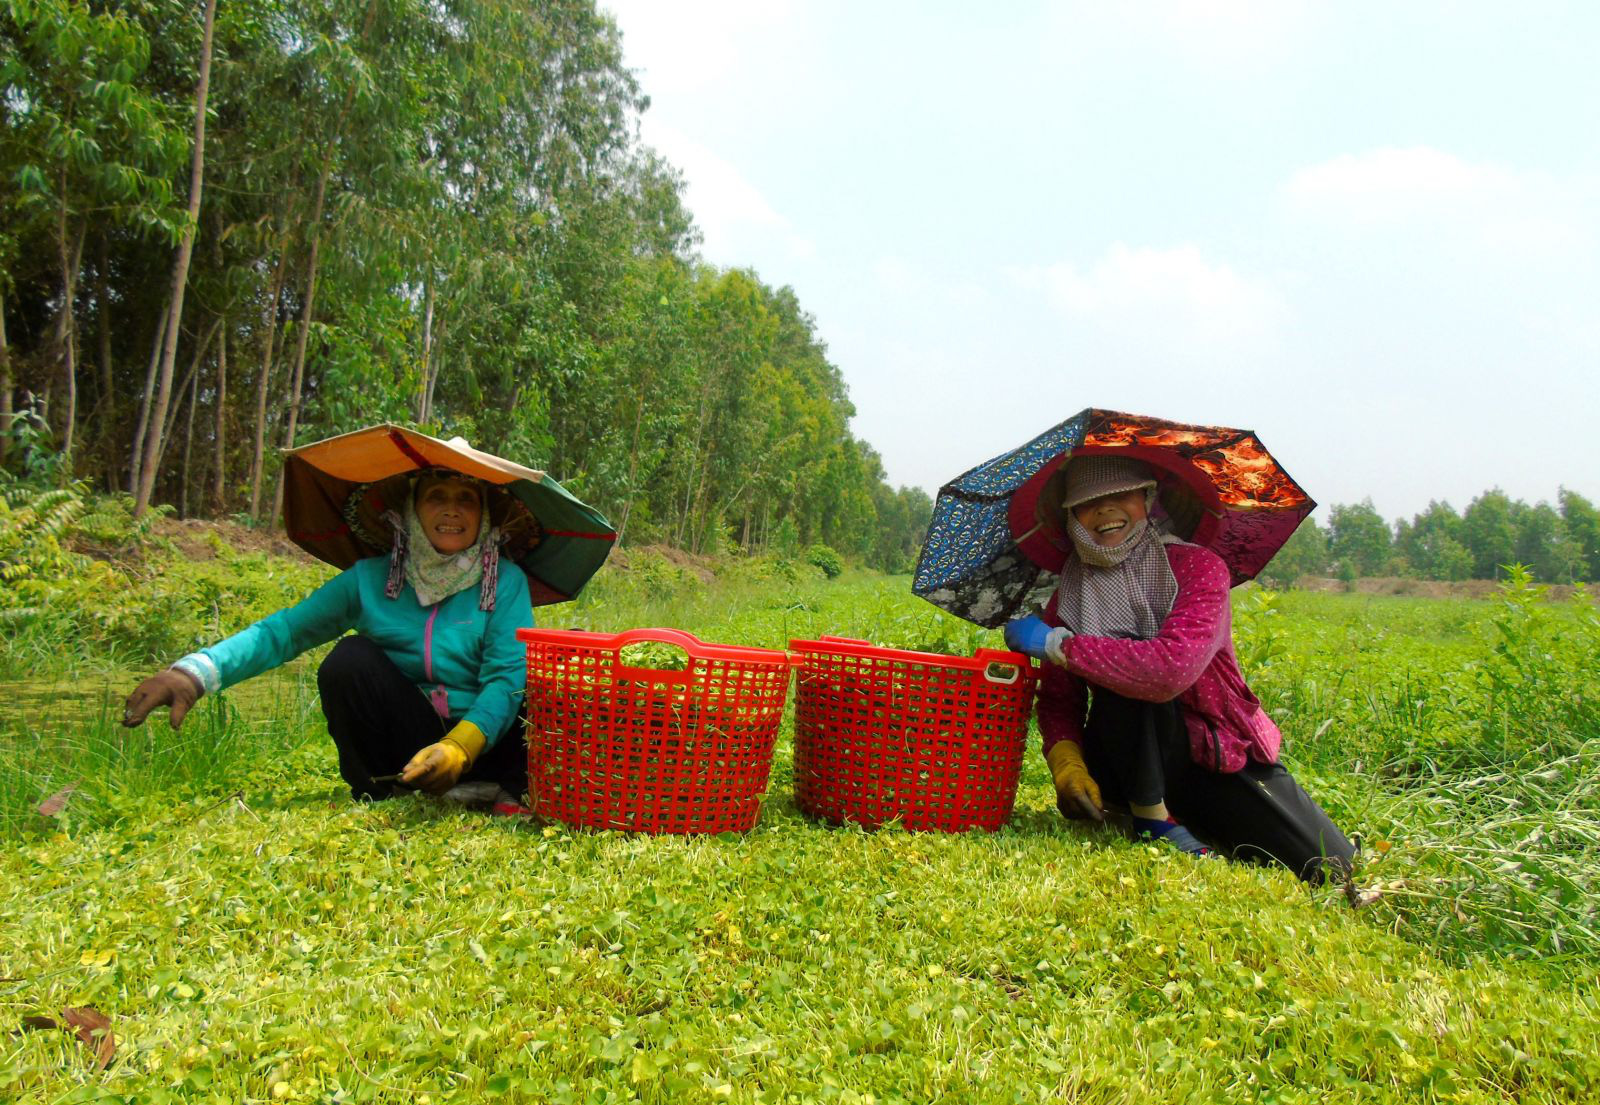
left=1003, top=615, right=1053, bottom=659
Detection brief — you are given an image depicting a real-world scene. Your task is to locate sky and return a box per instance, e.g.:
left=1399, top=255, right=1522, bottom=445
left=600, top=0, right=1599, bottom=522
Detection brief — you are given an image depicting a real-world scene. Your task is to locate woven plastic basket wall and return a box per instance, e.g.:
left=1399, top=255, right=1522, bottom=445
left=789, top=636, right=1036, bottom=832
left=518, top=627, right=791, bottom=834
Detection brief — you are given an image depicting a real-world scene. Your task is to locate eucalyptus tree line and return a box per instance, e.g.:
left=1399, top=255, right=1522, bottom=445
left=1262, top=489, right=1598, bottom=585
left=1, top=0, right=933, bottom=567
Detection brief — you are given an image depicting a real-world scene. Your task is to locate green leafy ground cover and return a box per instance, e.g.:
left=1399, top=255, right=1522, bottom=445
left=3, top=540, right=1599, bottom=1103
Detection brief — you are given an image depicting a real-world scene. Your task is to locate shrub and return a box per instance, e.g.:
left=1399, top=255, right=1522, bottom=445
left=629, top=550, right=704, bottom=599
left=1233, top=586, right=1290, bottom=676
left=771, top=516, right=800, bottom=558
left=721, top=553, right=822, bottom=586
left=806, top=543, right=843, bottom=579
left=0, top=484, right=328, bottom=672
left=1473, top=566, right=1600, bottom=760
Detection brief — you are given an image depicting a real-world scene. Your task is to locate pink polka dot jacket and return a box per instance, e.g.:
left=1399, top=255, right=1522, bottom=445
left=1036, top=542, right=1283, bottom=774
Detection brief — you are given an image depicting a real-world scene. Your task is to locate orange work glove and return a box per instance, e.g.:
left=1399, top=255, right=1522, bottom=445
left=1046, top=740, right=1104, bottom=821
left=122, top=669, right=203, bottom=729
left=401, top=721, right=487, bottom=795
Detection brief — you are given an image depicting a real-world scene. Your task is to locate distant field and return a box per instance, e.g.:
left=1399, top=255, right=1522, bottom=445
left=2, top=562, right=1597, bottom=1102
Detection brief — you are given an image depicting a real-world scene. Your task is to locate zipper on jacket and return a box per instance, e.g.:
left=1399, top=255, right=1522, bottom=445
left=423, top=604, right=449, bottom=720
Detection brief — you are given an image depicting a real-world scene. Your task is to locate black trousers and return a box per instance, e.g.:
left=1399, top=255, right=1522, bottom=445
left=1077, top=688, right=1355, bottom=884
left=316, top=635, right=528, bottom=801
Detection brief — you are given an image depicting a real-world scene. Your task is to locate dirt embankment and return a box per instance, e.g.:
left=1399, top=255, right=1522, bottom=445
left=1293, top=575, right=1582, bottom=602
left=153, top=517, right=318, bottom=563
left=602, top=543, right=719, bottom=582
left=132, top=523, right=1590, bottom=601
left=151, top=522, right=717, bottom=581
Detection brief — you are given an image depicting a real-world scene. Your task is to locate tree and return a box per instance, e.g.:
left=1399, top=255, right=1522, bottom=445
left=1260, top=516, right=1329, bottom=587
left=0, top=0, right=914, bottom=563
left=1327, top=500, right=1390, bottom=577
left=134, top=0, right=218, bottom=516
left=0, top=288, right=11, bottom=465
left=1395, top=501, right=1472, bottom=581
left=1513, top=501, right=1582, bottom=583
left=1558, top=489, right=1600, bottom=583
left=1426, top=534, right=1473, bottom=582
left=2, top=0, right=186, bottom=475
left=868, top=484, right=933, bottom=574
left=1461, top=490, right=1520, bottom=580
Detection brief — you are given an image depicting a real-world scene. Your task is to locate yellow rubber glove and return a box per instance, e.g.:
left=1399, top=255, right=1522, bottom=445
left=401, top=721, right=487, bottom=795
left=1046, top=740, right=1104, bottom=821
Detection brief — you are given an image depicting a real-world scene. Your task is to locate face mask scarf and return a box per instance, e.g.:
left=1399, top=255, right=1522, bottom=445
left=1054, top=489, right=1180, bottom=639
left=380, top=477, right=504, bottom=610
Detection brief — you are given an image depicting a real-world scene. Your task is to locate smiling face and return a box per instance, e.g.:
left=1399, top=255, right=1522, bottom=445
left=1071, top=488, right=1149, bottom=548
left=414, top=476, right=484, bottom=555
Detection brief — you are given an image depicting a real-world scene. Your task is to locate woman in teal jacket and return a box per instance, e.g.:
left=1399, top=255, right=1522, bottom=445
left=122, top=469, right=534, bottom=802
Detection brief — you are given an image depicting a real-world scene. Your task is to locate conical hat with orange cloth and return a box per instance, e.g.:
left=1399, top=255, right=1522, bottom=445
left=913, top=409, right=1314, bottom=627
left=282, top=424, right=614, bottom=607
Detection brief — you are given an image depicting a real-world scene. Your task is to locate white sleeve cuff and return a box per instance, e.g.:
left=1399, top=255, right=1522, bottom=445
left=171, top=654, right=220, bottom=695
left=1044, top=627, right=1073, bottom=666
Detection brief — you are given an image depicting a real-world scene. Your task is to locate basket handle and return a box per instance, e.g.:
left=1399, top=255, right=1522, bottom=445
left=613, top=627, right=703, bottom=651
left=816, top=635, right=872, bottom=646
left=973, top=648, right=1029, bottom=685
left=613, top=627, right=700, bottom=684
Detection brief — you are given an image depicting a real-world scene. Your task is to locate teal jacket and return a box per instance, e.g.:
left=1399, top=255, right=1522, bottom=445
left=175, top=557, right=534, bottom=745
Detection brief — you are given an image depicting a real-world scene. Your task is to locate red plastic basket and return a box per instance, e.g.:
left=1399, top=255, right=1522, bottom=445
left=517, top=627, right=791, bottom=834
left=789, top=636, right=1037, bottom=832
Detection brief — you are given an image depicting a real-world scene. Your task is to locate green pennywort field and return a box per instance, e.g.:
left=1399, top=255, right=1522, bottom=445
left=2, top=539, right=1599, bottom=1103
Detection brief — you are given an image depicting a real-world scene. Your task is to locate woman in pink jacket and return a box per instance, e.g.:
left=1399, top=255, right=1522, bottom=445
left=1005, top=456, right=1353, bottom=882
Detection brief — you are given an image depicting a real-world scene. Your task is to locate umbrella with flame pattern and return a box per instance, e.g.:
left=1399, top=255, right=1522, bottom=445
left=913, top=409, right=1315, bottom=627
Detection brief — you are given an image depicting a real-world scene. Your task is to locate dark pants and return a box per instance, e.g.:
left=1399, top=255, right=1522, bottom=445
left=317, top=635, right=528, bottom=801
left=1077, top=688, right=1355, bottom=884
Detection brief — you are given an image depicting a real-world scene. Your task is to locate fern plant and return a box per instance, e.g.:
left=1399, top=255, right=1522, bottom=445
left=0, top=482, right=92, bottom=592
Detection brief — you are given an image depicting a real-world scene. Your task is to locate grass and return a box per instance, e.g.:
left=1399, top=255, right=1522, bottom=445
left=3, top=557, right=1599, bottom=1102
left=7, top=762, right=1600, bottom=1104
left=0, top=669, right=321, bottom=841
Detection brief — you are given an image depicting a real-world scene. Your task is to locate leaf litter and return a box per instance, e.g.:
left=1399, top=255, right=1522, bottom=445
left=36, top=784, right=78, bottom=818
left=16, top=1005, right=116, bottom=1069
